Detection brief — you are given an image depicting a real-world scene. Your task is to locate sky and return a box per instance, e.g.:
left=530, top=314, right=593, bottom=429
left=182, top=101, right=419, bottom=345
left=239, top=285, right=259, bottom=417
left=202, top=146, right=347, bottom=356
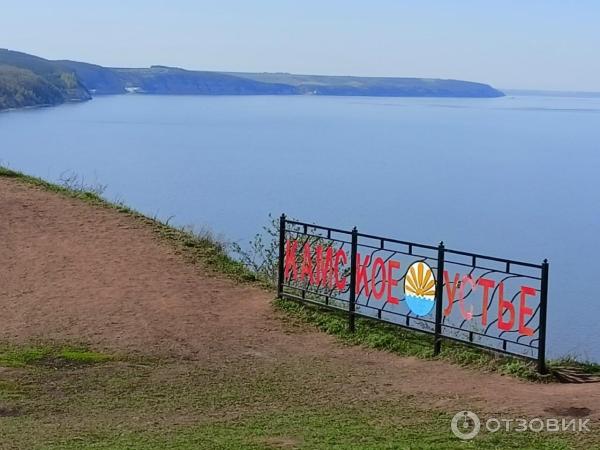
left=1, top=0, right=599, bottom=91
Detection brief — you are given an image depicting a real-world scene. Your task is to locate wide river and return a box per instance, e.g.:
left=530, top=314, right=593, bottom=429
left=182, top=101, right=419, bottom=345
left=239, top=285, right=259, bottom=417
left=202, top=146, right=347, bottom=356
left=1, top=94, right=599, bottom=361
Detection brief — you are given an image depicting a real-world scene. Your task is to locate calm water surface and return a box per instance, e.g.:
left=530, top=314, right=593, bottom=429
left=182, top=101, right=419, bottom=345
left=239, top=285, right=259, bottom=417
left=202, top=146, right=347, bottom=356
left=2, top=94, right=599, bottom=361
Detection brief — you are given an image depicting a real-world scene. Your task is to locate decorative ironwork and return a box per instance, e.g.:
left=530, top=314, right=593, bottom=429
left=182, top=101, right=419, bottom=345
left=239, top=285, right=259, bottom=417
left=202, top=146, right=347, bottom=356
left=277, top=214, right=549, bottom=374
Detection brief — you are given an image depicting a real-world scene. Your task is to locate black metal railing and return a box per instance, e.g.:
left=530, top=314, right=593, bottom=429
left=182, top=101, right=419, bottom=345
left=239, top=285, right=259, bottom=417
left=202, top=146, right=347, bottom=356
left=277, top=214, right=549, bottom=374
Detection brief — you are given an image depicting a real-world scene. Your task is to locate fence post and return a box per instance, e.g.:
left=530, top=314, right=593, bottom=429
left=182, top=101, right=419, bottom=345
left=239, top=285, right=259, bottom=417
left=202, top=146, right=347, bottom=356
left=277, top=214, right=286, bottom=298
left=348, top=227, right=358, bottom=333
left=433, top=241, right=445, bottom=356
left=537, top=259, right=549, bottom=374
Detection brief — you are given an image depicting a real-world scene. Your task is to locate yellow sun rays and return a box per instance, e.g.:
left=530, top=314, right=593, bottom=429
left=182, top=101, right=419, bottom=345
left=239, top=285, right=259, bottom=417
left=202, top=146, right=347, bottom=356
left=405, top=262, right=436, bottom=298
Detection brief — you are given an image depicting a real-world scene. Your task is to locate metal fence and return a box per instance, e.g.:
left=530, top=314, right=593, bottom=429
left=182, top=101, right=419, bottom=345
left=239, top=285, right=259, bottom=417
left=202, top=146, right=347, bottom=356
left=277, top=214, right=549, bottom=373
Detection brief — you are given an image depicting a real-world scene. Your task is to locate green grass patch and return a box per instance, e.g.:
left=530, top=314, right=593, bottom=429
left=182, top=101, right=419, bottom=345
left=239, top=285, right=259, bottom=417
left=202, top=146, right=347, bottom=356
left=57, top=348, right=112, bottom=364
left=30, top=407, right=582, bottom=450
left=0, top=354, right=592, bottom=450
left=0, top=166, right=104, bottom=202
left=0, top=345, right=52, bottom=367
left=0, top=343, right=112, bottom=368
left=275, top=298, right=600, bottom=381
left=274, top=298, right=549, bottom=381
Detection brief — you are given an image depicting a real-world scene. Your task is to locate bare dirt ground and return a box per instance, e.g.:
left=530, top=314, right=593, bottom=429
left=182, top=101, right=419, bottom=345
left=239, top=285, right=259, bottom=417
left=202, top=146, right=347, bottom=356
left=1, top=177, right=598, bottom=423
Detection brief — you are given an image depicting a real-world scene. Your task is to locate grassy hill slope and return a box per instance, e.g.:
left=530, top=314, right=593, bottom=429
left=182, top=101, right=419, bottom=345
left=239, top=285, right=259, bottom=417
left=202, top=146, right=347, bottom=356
left=0, top=65, right=65, bottom=109
left=0, top=49, right=91, bottom=110
left=111, top=66, right=298, bottom=95
left=225, top=72, right=505, bottom=97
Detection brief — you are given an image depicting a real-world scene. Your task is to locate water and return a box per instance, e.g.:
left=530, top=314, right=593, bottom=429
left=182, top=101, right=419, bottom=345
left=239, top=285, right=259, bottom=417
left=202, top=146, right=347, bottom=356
left=1, top=94, right=599, bottom=361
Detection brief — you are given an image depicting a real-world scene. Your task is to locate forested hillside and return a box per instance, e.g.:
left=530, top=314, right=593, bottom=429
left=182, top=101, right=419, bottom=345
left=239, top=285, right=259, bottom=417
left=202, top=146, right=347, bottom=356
left=0, top=49, right=90, bottom=110
left=0, top=65, right=64, bottom=109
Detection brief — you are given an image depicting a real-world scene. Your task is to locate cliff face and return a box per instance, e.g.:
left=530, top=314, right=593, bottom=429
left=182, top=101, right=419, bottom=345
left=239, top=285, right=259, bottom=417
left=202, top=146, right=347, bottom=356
left=70, top=64, right=504, bottom=98
left=0, top=49, right=504, bottom=111
left=0, top=65, right=63, bottom=109
left=55, top=60, right=126, bottom=95
left=0, top=49, right=91, bottom=110
left=111, top=67, right=298, bottom=95
left=50, top=63, right=299, bottom=96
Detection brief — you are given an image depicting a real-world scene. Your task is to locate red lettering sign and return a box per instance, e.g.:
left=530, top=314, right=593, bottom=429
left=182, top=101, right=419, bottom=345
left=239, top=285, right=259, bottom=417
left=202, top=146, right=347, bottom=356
left=315, top=245, right=334, bottom=288
left=443, top=271, right=459, bottom=316
left=387, top=260, right=400, bottom=304
left=518, top=286, right=536, bottom=336
left=355, top=254, right=371, bottom=296
left=497, top=282, right=516, bottom=331
left=477, top=277, right=495, bottom=326
left=371, top=257, right=387, bottom=300
left=284, top=239, right=298, bottom=281
left=334, top=249, right=347, bottom=291
left=459, top=275, right=475, bottom=320
left=284, top=240, right=539, bottom=338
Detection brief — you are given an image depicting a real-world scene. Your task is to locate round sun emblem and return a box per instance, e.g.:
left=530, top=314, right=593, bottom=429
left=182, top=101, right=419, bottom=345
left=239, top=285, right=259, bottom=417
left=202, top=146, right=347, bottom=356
left=404, top=261, right=436, bottom=316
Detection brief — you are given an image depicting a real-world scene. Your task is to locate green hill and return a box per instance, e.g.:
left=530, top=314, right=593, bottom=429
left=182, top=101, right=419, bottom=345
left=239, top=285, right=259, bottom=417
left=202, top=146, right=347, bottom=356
left=225, top=72, right=504, bottom=97
left=0, top=65, right=64, bottom=110
left=54, top=60, right=126, bottom=95
left=0, top=49, right=91, bottom=110
left=53, top=61, right=298, bottom=95
left=101, top=66, right=296, bottom=95
left=0, top=49, right=504, bottom=111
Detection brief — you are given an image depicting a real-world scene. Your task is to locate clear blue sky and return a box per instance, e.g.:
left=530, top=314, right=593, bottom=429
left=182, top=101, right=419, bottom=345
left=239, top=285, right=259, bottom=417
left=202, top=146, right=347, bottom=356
left=2, top=0, right=599, bottom=91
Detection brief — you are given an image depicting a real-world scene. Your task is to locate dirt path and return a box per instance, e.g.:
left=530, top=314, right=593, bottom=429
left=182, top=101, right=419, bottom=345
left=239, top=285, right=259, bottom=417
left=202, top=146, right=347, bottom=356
left=1, top=177, right=598, bottom=423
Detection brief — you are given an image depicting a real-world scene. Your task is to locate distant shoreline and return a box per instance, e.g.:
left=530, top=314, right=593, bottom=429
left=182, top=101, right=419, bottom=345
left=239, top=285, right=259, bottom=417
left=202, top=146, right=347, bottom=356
left=0, top=92, right=507, bottom=115
left=1, top=48, right=504, bottom=112
left=503, top=89, right=600, bottom=98
left=0, top=98, right=89, bottom=114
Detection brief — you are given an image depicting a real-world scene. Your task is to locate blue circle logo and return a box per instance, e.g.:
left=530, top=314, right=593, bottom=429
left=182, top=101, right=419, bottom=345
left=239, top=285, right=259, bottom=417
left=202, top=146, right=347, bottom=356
left=404, top=261, right=436, bottom=316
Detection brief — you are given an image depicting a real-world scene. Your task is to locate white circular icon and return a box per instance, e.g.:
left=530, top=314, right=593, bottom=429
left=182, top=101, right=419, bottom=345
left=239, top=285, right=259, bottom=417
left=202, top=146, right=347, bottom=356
left=451, top=410, right=481, bottom=440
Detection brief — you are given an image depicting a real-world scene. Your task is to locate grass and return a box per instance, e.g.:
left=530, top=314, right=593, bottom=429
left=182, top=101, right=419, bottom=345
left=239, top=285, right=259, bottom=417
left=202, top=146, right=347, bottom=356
left=274, top=298, right=545, bottom=380
left=0, top=343, right=595, bottom=449
left=551, top=357, right=600, bottom=374
left=0, top=344, right=112, bottom=368
left=274, top=298, right=600, bottom=382
left=27, top=409, right=582, bottom=450
left=57, top=348, right=112, bottom=364
left=0, top=166, right=598, bottom=448
left=2, top=165, right=599, bottom=381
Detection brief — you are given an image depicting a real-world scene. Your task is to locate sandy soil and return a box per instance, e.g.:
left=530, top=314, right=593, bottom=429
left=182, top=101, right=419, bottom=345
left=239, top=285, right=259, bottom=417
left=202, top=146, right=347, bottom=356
left=0, top=177, right=598, bottom=422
